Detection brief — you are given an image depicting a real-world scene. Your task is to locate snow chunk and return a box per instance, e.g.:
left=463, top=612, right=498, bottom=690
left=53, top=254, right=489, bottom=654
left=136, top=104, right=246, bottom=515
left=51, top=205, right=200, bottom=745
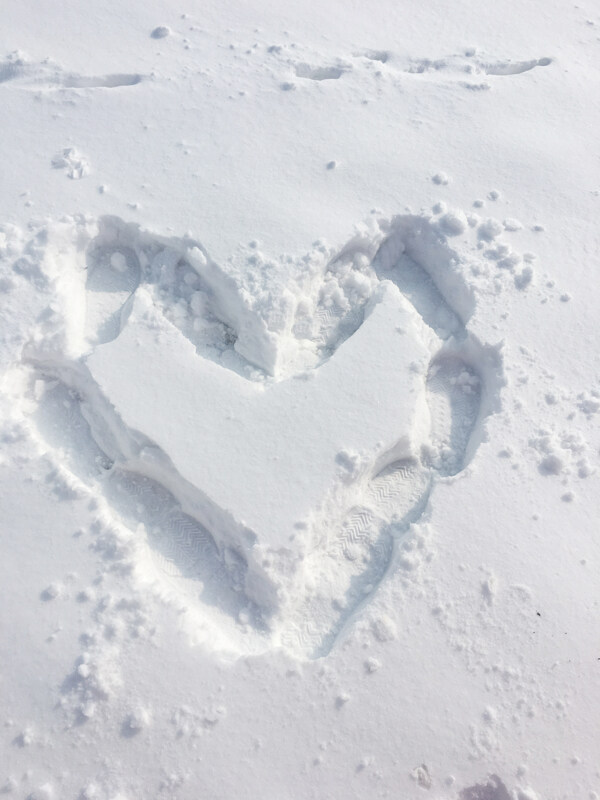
left=41, top=581, right=64, bottom=601
left=503, top=217, right=523, bottom=231
left=371, top=614, right=397, bottom=642
left=439, top=210, right=468, bottom=236
left=51, top=148, right=90, bottom=180
left=28, top=784, right=55, bottom=800
left=365, top=656, right=381, bottom=673
left=123, top=707, right=152, bottom=734
left=539, top=453, right=564, bottom=475
left=478, top=218, right=503, bottom=240
left=151, top=25, right=171, bottom=39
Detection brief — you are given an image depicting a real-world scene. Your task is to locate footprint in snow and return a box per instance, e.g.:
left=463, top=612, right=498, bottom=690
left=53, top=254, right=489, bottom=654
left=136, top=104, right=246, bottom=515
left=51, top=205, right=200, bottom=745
left=21, top=212, right=501, bottom=659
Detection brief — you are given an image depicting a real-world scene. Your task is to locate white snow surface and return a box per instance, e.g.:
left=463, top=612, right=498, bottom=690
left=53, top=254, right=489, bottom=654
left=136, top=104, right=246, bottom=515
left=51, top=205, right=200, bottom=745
left=1, top=1, right=600, bottom=799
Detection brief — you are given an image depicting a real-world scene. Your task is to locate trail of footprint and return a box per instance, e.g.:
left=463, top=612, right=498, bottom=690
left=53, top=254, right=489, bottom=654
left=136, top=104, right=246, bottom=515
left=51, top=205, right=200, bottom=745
left=313, top=301, right=365, bottom=354
left=28, top=374, right=263, bottom=630
left=294, top=63, right=348, bottom=81
left=80, top=218, right=253, bottom=377
left=18, top=215, right=497, bottom=660
left=400, top=53, right=552, bottom=85
left=0, top=56, right=142, bottom=90
left=483, top=57, right=552, bottom=76
left=32, top=378, right=112, bottom=481
left=362, top=50, right=390, bottom=64
left=61, top=73, right=142, bottom=88
left=367, top=458, right=429, bottom=516
left=103, top=469, right=259, bottom=621
left=426, top=356, right=481, bottom=476
left=280, top=354, right=482, bottom=658
left=375, top=250, right=463, bottom=340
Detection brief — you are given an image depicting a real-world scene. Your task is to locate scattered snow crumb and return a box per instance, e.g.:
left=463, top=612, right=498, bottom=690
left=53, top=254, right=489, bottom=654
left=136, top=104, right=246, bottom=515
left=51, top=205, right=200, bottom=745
left=28, top=783, right=54, bottom=800
left=539, top=453, right=564, bottom=475
left=560, top=293, right=571, bottom=302
left=478, top=218, right=503, bottom=240
left=432, top=172, right=449, bottom=185
left=335, top=450, right=363, bottom=483
left=577, top=459, right=593, bottom=478
left=516, top=788, right=540, bottom=800
left=326, top=160, right=337, bottom=169
left=335, top=692, right=351, bottom=708
left=123, top=707, right=152, bottom=734
left=481, top=574, right=498, bottom=604
left=365, top=657, right=381, bottom=673
left=578, top=394, right=600, bottom=415
left=357, top=755, right=373, bottom=771
left=80, top=701, right=96, bottom=719
left=488, top=189, right=500, bottom=200
left=371, top=615, right=397, bottom=642
left=473, top=199, right=484, bottom=208
left=41, top=582, right=63, bottom=601
left=411, top=764, right=432, bottom=789
left=504, top=217, right=523, bottom=231
left=151, top=25, right=171, bottom=39
left=515, top=266, right=533, bottom=290
left=432, top=201, right=447, bottom=214
left=561, top=491, right=575, bottom=502
left=189, top=247, right=207, bottom=268
left=499, top=249, right=520, bottom=269
left=51, top=148, right=90, bottom=180
left=15, top=726, right=34, bottom=747
left=80, top=784, right=100, bottom=800
left=439, top=209, right=468, bottom=235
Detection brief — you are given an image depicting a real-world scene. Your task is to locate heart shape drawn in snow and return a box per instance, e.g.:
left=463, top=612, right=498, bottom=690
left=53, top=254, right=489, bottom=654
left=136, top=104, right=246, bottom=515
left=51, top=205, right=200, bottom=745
left=19, top=213, right=503, bottom=659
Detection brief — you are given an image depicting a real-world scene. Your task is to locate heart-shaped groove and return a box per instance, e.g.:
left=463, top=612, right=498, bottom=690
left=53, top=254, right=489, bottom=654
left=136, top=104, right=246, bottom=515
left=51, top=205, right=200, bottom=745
left=18, top=213, right=503, bottom=659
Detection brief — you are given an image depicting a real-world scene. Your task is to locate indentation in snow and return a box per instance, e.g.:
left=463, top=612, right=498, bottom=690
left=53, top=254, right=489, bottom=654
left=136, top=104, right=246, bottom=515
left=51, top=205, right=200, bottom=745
left=13, top=211, right=504, bottom=658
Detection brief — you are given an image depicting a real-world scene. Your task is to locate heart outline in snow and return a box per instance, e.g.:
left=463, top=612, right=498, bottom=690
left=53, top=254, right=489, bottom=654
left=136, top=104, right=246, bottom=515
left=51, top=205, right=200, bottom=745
left=15, top=212, right=503, bottom=659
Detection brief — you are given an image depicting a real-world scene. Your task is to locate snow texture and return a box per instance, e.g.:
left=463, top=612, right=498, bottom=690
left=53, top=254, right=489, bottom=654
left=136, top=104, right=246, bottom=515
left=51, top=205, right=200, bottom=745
left=0, top=1, right=599, bottom=798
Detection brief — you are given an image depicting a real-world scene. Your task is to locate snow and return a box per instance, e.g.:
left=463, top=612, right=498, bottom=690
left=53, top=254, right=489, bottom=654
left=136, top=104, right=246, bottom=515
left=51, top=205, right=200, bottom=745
left=1, top=0, right=600, bottom=798
left=86, top=283, right=431, bottom=563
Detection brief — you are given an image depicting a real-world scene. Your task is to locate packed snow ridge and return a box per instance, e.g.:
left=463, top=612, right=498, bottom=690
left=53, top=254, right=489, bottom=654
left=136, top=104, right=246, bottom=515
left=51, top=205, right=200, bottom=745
left=5, top=212, right=504, bottom=658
